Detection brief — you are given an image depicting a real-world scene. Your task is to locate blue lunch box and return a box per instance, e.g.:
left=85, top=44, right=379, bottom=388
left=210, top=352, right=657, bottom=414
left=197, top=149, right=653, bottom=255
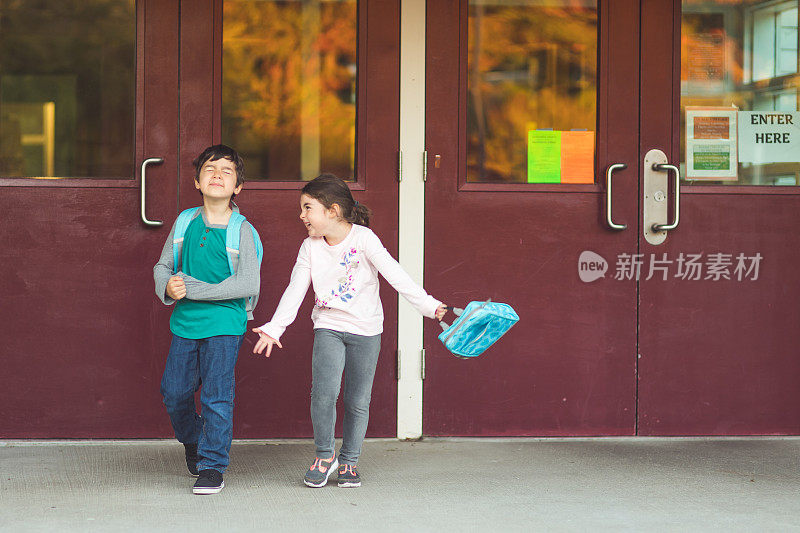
left=437, top=299, right=519, bottom=358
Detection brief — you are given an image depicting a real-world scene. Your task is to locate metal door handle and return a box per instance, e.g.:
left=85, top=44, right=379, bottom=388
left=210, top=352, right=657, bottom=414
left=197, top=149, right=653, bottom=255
left=651, top=163, right=680, bottom=232
left=141, top=157, right=164, bottom=227
left=605, top=163, right=627, bottom=230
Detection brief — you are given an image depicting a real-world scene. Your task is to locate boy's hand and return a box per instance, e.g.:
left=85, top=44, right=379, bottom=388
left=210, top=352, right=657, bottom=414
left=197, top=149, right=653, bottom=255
left=435, top=304, right=448, bottom=321
left=166, top=275, right=186, bottom=300
left=251, top=328, right=282, bottom=358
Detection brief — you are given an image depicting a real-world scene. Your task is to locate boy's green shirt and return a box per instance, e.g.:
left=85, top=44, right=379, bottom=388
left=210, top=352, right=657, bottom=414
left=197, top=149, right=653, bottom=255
left=169, top=214, right=247, bottom=338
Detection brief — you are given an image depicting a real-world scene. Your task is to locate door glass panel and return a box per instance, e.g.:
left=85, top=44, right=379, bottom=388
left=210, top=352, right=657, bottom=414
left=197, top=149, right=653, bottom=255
left=222, top=0, right=357, bottom=181
left=0, top=1, right=135, bottom=179
left=466, top=0, right=598, bottom=184
left=681, top=0, right=800, bottom=186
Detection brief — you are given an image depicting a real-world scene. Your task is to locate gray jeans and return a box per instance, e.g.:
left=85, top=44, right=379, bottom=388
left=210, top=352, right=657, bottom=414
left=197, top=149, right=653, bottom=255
left=311, top=328, right=381, bottom=465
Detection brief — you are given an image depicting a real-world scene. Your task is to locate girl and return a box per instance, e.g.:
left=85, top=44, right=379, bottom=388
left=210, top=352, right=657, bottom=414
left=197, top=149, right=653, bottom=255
left=252, top=174, right=447, bottom=488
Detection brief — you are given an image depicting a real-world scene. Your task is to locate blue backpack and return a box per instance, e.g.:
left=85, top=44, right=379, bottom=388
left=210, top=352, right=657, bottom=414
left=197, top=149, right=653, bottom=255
left=438, top=299, right=519, bottom=359
left=172, top=206, right=263, bottom=312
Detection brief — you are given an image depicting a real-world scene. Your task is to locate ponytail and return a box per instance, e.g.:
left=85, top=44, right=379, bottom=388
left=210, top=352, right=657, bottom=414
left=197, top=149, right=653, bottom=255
left=349, top=201, right=371, bottom=227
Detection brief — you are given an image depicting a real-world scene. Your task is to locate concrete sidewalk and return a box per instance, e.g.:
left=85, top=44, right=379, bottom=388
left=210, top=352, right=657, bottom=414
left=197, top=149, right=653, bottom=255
left=1, top=438, right=799, bottom=532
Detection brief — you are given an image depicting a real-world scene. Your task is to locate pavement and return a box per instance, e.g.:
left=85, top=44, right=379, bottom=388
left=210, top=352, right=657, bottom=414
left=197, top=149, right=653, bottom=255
left=1, top=437, right=799, bottom=532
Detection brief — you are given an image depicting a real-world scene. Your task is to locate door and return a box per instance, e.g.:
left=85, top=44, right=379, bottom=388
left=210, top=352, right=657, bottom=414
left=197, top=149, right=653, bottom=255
left=638, top=0, right=800, bottom=435
left=423, top=0, right=800, bottom=436
left=0, top=0, right=400, bottom=439
left=423, top=0, right=640, bottom=435
left=177, top=0, right=401, bottom=437
left=0, top=1, right=179, bottom=436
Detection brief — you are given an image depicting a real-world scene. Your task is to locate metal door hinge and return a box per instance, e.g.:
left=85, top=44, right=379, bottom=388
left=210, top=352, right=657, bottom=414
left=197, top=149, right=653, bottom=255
left=421, top=348, right=426, bottom=380
left=398, top=151, right=403, bottom=182
left=396, top=349, right=401, bottom=380
left=422, top=150, right=428, bottom=182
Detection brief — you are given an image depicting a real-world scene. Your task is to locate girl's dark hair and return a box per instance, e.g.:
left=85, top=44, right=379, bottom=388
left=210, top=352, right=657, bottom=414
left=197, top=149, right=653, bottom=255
left=302, top=174, right=371, bottom=227
left=192, top=144, right=245, bottom=187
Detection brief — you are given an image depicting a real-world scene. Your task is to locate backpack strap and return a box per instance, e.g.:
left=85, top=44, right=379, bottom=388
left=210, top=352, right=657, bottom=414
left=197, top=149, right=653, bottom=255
left=225, top=212, right=264, bottom=314
left=250, top=225, right=264, bottom=265
left=172, top=207, right=202, bottom=273
left=226, top=212, right=246, bottom=275
left=225, top=213, right=264, bottom=273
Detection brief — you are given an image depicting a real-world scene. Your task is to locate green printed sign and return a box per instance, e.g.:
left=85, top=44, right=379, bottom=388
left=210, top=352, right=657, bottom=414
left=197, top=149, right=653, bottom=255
left=528, top=130, right=561, bottom=183
left=692, top=145, right=730, bottom=171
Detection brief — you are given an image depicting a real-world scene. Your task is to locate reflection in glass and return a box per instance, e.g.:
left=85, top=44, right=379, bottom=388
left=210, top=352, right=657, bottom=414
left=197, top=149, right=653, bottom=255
left=0, top=1, right=135, bottom=179
left=467, top=0, right=597, bottom=183
left=222, top=0, right=357, bottom=181
left=681, top=0, right=799, bottom=185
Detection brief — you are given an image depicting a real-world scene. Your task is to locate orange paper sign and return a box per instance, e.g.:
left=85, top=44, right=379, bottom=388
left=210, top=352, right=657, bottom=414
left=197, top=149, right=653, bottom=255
left=693, top=116, right=730, bottom=139
left=560, top=131, right=595, bottom=183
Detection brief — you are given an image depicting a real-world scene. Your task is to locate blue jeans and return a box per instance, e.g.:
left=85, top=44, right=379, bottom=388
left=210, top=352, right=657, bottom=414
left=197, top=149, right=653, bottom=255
left=311, top=328, right=382, bottom=465
left=160, top=334, right=243, bottom=473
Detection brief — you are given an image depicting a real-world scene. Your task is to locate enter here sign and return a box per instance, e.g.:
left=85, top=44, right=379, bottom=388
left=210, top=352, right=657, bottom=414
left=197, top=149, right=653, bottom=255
left=738, top=112, right=800, bottom=163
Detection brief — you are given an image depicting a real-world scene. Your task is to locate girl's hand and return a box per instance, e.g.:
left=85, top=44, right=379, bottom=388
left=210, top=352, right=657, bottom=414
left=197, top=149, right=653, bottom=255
left=434, top=304, right=448, bottom=321
left=251, top=328, right=283, bottom=357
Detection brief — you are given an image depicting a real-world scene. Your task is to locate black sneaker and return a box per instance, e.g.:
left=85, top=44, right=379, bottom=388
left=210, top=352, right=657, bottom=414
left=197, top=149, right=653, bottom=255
left=303, top=455, right=338, bottom=488
left=337, top=464, right=361, bottom=488
left=193, top=469, right=224, bottom=495
left=184, top=443, right=200, bottom=477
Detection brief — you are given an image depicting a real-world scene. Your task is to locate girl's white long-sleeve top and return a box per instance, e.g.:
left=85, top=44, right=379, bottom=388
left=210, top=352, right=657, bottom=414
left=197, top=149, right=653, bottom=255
left=258, top=224, right=441, bottom=341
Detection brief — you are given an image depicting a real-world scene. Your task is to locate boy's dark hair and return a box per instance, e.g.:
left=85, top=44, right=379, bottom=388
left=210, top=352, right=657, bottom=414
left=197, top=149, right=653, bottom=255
left=192, top=144, right=245, bottom=188
left=302, top=174, right=370, bottom=227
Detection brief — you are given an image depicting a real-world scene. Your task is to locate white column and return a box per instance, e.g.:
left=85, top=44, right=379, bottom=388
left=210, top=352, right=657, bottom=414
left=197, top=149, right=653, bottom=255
left=397, top=0, right=426, bottom=439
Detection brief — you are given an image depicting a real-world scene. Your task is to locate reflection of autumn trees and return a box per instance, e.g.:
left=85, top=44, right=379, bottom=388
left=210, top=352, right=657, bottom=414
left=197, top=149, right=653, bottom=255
left=467, top=3, right=597, bottom=182
left=0, top=0, right=134, bottom=177
left=222, top=0, right=357, bottom=180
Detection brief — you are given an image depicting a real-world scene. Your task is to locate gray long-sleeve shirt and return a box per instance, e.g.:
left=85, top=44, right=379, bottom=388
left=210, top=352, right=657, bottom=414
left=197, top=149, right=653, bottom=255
left=153, top=209, right=261, bottom=319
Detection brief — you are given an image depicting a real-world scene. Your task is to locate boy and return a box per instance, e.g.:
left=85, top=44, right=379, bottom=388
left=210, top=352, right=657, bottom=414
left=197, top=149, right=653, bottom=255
left=153, top=145, right=261, bottom=495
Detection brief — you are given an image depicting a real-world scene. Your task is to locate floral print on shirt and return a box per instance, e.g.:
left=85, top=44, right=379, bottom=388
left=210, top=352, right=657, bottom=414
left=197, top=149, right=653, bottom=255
left=315, top=247, right=360, bottom=308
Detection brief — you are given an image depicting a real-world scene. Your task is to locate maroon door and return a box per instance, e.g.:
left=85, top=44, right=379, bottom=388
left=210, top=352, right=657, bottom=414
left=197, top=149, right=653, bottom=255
left=179, top=0, right=400, bottom=437
left=424, top=0, right=800, bottom=437
left=637, top=0, right=800, bottom=435
left=1, top=0, right=399, bottom=439
left=423, top=0, right=640, bottom=435
left=0, top=0, right=179, bottom=437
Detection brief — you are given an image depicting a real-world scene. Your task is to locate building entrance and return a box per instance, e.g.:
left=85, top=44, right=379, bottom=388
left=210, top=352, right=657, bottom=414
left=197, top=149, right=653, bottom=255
left=422, top=0, right=800, bottom=436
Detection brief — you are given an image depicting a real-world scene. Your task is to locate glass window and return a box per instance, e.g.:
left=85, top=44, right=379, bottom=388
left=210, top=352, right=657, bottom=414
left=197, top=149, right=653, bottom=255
left=222, top=0, right=357, bottom=181
left=0, top=1, right=136, bottom=179
left=681, top=0, right=799, bottom=186
left=466, top=0, right=598, bottom=184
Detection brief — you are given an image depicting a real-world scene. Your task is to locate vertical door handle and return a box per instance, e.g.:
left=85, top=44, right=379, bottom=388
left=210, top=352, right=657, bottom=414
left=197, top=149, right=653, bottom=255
left=140, top=157, right=164, bottom=227
left=651, top=163, right=680, bottom=232
left=605, top=163, right=627, bottom=230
